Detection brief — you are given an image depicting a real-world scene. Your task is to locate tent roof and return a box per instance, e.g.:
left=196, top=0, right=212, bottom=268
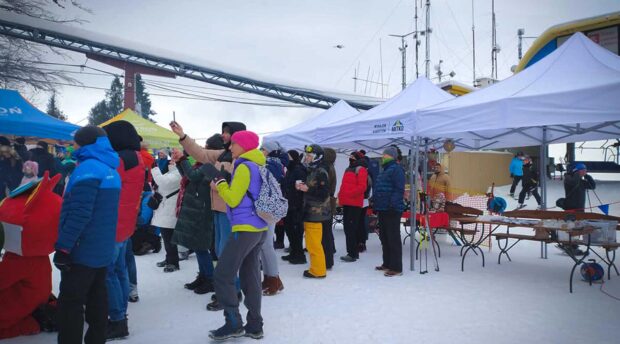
left=99, top=109, right=180, bottom=149
left=314, top=77, right=454, bottom=151
left=0, top=89, right=79, bottom=141
left=416, top=33, right=620, bottom=150
left=263, top=100, right=358, bottom=150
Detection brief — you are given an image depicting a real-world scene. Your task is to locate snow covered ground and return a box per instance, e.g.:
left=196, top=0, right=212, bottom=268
left=6, top=180, right=620, bottom=344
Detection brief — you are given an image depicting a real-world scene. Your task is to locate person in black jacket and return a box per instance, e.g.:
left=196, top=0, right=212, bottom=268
left=557, top=163, right=596, bottom=256
left=563, top=163, right=596, bottom=211
left=516, top=158, right=541, bottom=209
left=12, top=137, right=29, bottom=162
left=281, top=150, right=308, bottom=264
left=29, top=141, right=62, bottom=196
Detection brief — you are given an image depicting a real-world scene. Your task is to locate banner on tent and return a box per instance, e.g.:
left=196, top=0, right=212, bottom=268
left=0, top=106, right=23, bottom=115
left=372, top=119, right=405, bottom=135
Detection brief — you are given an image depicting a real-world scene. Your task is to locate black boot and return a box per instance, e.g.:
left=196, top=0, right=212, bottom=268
left=184, top=274, right=205, bottom=290
left=156, top=260, right=166, bottom=268
left=194, top=278, right=215, bottom=295
left=105, top=318, right=129, bottom=341
left=207, top=292, right=243, bottom=311
left=152, top=238, right=162, bottom=253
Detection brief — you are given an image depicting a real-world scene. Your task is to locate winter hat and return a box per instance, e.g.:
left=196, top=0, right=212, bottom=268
left=103, top=120, right=141, bottom=152
left=231, top=130, right=259, bottom=151
left=23, top=160, right=39, bottom=176
left=572, top=163, right=587, bottom=173
left=383, top=146, right=398, bottom=159
left=37, top=141, right=49, bottom=150
left=74, top=125, right=107, bottom=147
left=261, top=140, right=282, bottom=153
left=288, top=149, right=301, bottom=164
left=351, top=151, right=364, bottom=160
left=222, top=122, right=247, bottom=136
left=206, top=134, right=224, bottom=150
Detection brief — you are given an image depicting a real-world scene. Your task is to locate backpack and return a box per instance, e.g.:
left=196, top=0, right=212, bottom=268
left=355, top=166, right=372, bottom=199
left=245, top=162, right=289, bottom=224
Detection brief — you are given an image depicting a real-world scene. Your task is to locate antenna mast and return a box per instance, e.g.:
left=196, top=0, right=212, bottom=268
left=491, top=0, right=498, bottom=80
left=472, top=0, right=477, bottom=86
left=425, top=0, right=431, bottom=78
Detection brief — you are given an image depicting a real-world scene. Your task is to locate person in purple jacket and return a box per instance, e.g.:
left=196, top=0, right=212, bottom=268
left=201, top=130, right=268, bottom=341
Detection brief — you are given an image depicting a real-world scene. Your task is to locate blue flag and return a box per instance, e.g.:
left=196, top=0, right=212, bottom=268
left=598, top=204, right=610, bottom=215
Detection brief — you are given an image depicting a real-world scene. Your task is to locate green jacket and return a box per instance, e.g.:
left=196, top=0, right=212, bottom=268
left=172, top=159, right=214, bottom=251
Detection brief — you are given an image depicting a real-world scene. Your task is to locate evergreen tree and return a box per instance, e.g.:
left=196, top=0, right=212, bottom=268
left=107, top=76, right=124, bottom=115
left=46, top=91, right=66, bottom=121
left=135, top=74, right=155, bottom=119
left=88, top=100, right=110, bottom=126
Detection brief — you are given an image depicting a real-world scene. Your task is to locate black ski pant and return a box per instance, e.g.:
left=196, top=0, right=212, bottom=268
left=322, top=219, right=335, bottom=269
left=518, top=186, right=541, bottom=205
left=284, top=211, right=305, bottom=260
left=509, top=175, right=523, bottom=194
left=161, top=227, right=179, bottom=267
left=378, top=210, right=403, bottom=273
left=214, top=231, right=267, bottom=331
left=343, top=206, right=362, bottom=259
left=357, top=206, right=369, bottom=245
left=57, top=265, right=108, bottom=344
left=274, top=221, right=286, bottom=245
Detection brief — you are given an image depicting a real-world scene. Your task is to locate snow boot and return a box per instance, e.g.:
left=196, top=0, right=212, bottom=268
left=163, top=264, right=179, bottom=273
left=184, top=274, right=205, bottom=290
left=375, top=265, right=388, bottom=271
left=263, top=276, right=284, bottom=296
left=105, top=318, right=129, bottom=341
left=207, top=292, right=243, bottom=311
left=384, top=270, right=403, bottom=277
left=244, top=324, right=264, bottom=339
left=303, top=270, right=326, bottom=279
left=194, top=278, right=215, bottom=295
left=156, top=260, right=166, bottom=268
left=208, top=323, right=244, bottom=341
left=340, top=255, right=357, bottom=262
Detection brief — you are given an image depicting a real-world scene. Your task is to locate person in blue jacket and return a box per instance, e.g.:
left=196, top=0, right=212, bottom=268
left=53, top=126, right=121, bottom=344
left=372, top=146, right=406, bottom=277
left=509, top=152, right=524, bottom=198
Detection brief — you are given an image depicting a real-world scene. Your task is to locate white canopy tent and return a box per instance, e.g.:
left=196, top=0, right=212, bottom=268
left=416, top=33, right=620, bottom=151
left=262, top=100, right=358, bottom=150
left=315, top=77, right=454, bottom=152
left=416, top=32, right=620, bottom=208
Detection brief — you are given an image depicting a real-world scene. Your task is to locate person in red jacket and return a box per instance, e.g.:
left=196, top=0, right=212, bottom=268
left=337, top=151, right=368, bottom=262
left=102, top=121, right=145, bottom=340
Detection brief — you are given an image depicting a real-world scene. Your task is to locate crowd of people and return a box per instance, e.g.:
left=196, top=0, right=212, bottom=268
left=0, top=122, right=600, bottom=342
left=0, top=118, right=407, bottom=343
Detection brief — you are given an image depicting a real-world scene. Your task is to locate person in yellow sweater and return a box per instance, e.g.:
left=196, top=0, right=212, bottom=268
left=428, top=163, right=452, bottom=208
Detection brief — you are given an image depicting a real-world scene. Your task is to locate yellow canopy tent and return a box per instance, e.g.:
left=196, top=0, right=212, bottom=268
left=99, top=109, right=180, bottom=149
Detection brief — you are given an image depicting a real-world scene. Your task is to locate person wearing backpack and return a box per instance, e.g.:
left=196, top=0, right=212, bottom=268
left=200, top=130, right=268, bottom=341
left=338, top=151, right=368, bottom=262
left=258, top=140, right=286, bottom=296
left=296, top=144, right=330, bottom=279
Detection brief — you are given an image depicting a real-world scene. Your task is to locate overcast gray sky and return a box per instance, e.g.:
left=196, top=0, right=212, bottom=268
left=17, top=0, right=620, bottom=142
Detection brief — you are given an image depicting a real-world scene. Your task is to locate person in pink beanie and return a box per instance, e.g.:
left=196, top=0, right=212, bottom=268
left=200, top=129, right=269, bottom=340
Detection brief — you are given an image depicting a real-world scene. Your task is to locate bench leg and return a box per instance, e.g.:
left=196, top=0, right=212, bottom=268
left=606, top=249, right=619, bottom=280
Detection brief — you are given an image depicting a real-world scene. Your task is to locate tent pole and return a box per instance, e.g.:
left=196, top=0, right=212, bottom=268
left=540, top=126, right=548, bottom=209
left=409, top=136, right=418, bottom=271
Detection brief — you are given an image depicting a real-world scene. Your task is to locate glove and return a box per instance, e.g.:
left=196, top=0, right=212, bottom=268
left=200, top=163, right=224, bottom=183
left=53, top=250, right=71, bottom=272
left=220, top=166, right=232, bottom=183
